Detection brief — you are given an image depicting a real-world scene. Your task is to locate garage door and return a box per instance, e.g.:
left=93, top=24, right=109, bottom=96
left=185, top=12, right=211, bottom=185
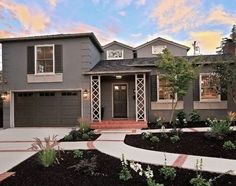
left=14, top=91, right=81, bottom=127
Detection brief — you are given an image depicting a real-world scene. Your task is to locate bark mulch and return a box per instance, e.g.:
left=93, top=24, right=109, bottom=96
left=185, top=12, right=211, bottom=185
left=125, top=131, right=236, bottom=159
left=1, top=150, right=236, bottom=186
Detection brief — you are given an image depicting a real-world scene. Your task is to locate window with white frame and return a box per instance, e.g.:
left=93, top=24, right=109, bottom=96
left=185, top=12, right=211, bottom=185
left=157, top=75, right=176, bottom=101
left=152, top=45, right=167, bottom=54
left=107, top=50, right=123, bottom=60
left=200, top=73, right=220, bottom=101
left=35, top=45, right=54, bottom=74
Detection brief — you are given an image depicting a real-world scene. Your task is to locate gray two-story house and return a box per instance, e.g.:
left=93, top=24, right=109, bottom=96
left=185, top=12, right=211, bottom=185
left=0, top=33, right=235, bottom=129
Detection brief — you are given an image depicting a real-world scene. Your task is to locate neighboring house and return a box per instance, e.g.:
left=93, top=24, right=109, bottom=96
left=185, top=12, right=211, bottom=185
left=0, top=33, right=235, bottom=128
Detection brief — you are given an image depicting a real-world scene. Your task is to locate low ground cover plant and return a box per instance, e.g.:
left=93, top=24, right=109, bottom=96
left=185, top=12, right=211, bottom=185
left=159, top=154, right=176, bottom=181
left=73, top=149, right=83, bottom=159
left=223, top=140, right=236, bottom=150
left=62, top=118, right=98, bottom=141
left=175, top=111, right=187, bottom=127
left=29, top=135, right=60, bottom=167
left=189, top=110, right=201, bottom=123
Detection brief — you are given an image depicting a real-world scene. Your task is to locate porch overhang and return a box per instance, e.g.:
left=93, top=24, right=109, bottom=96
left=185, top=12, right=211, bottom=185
left=84, top=69, right=151, bottom=75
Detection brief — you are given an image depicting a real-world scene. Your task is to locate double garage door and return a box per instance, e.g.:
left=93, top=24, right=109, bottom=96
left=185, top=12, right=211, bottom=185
left=14, top=91, right=81, bottom=127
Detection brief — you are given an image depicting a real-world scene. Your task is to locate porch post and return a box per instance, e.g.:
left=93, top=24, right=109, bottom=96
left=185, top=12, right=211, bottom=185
left=90, top=75, right=101, bottom=122
left=135, top=74, right=146, bottom=121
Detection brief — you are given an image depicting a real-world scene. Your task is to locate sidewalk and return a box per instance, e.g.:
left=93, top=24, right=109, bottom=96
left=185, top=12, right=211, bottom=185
left=93, top=129, right=236, bottom=175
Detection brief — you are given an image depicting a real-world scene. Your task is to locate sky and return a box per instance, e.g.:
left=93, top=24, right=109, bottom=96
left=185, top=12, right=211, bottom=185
left=0, top=0, right=236, bottom=58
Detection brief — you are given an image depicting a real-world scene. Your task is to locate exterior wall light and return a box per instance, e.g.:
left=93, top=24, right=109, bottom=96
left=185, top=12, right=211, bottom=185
left=116, top=75, right=122, bottom=79
left=1, top=92, right=8, bottom=100
left=83, top=89, right=89, bottom=99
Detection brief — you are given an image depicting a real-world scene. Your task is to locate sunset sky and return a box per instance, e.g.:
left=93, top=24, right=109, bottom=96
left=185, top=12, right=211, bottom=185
left=0, top=0, right=236, bottom=55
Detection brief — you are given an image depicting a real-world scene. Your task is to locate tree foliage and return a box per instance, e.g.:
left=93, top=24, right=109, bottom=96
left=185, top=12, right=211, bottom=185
left=157, top=49, right=199, bottom=123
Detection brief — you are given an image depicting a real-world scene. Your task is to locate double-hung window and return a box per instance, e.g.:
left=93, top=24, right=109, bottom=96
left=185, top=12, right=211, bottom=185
left=35, top=45, right=55, bottom=74
left=157, top=75, right=176, bottom=101
left=200, top=73, right=220, bottom=101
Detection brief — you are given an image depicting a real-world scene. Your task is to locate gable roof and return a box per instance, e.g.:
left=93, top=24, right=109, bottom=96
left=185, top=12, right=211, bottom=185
left=135, top=37, right=190, bottom=51
left=0, top=32, right=103, bottom=52
left=103, top=41, right=134, bottom=50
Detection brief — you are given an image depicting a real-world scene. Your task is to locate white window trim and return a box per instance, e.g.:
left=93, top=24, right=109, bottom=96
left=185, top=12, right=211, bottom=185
left=34, top=44, right=55, bottom=75
left=157, top=75, right=177, bottom=103
left=199, top=73, right=221, bottom=102
left=152, top=45, right=167, bottom=55
left=107, top=49, right=124, bottom=60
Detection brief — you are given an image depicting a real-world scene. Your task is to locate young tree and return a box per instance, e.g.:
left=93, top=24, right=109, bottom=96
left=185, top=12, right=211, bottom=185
left=212, top=59, right=236, bottom=104
left=157, top=49, right=199, bottom=124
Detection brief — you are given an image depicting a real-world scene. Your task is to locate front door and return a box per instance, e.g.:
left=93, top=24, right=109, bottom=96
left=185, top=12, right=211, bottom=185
left=113, top=84, right=128, bottom=118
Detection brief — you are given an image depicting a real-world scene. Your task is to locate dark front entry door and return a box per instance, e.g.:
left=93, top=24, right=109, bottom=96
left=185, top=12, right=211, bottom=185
left=113, top=84, right=128, bottom=118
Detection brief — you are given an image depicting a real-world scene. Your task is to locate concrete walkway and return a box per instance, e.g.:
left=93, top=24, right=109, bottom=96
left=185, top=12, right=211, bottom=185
left=93, top=128, right=236, bottom=175
left=0, top=127, right=236, bottom=178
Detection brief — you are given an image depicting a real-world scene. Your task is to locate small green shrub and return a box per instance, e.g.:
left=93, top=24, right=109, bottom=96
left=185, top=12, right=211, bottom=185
left=208, top=119, right=232, bottom=138
left=176, top=110, right=187, bottom=126
left=64, top=134, right=73, bottom=141
left=38, top=149, right=57, bottom=167
left=190, top=176, right=211, bottom=186
left=82, top=133, right=90, bottom=140
left=159, top=166, right=176, bottom=180
left=119, top=154, right=132, bottom=181
left=223, top=140, right=236, bottom=150
left=141, top=132, right=153, bottom=140
left=170, top=135, right=180, bottom=143
left=69, top=129, right=82, bottom=140
left=73, top=149, right=83, bottom=159
left=161, top=132, right=168, bottom=139
left=150, top=136, right=160, bottom=143
left=189, top=110, right=201, bottom=123
left=156, top=116, right=163, bottom=127
left=147, top=178, right=164, bottom=186
left=78, top=118, right=91, bottom=133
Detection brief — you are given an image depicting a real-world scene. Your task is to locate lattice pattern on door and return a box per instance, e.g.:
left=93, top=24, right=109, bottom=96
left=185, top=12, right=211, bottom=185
left=91, top=76, right=101, bottom=121
left=135, top=74, right=146, bottom=121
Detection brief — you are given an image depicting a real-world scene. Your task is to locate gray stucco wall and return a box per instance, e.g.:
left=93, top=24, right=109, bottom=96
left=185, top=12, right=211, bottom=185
left=2, top=37, right=101, bottom=127
left=137, top=40, right=188, bottom=58
left=101, top=76, right=135, bottom=119
left=102, top=44, right=133, bottom=60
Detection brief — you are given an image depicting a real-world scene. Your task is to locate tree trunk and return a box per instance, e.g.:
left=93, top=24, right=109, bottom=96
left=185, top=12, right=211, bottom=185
left=169, top=99, right=178, bottom=124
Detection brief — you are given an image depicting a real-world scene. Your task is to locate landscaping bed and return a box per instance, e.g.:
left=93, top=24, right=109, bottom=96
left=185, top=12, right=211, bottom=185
left=125, top=131, right=236, bottom=159
left=2, top=150, right=236, bottom=186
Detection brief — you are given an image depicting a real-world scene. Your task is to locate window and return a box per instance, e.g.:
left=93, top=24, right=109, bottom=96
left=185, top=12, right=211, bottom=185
left=35, top=45, right=54, bottom=74
left=107, top=50, right=123, bottom=60
left=157, top=76, right=176, bottom=101
left=152, top=45, right=166, bottom=54
left=39, top=92, right=55, bottom=96
left=200, top=73, right=220, bottom=101
left=61, top=92, right=78, bottom=96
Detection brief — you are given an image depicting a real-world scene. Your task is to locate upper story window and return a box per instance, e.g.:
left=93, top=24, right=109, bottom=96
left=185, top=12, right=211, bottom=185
left=35, top=45, right=55, bottom=74
left=152, top=45, right=167, bottom=54
left=157, top=75, right=176, bottom=102
left=200, top=73, right=220, bottom=102
left=107, top=49, right=124, bottom=60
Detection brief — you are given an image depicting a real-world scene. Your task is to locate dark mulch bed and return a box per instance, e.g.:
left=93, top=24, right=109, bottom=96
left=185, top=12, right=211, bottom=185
left=125, top=132, right=236, bottom=159
left=144, top=121, right=236, bottom=129
left=1, top=150, right=236, bottom=186
left=59, top=134, right=100, bottom=142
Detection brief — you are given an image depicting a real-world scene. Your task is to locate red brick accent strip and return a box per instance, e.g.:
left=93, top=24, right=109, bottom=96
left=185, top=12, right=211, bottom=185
left=87, top=141, right=96, bottom=149
left=95, top=140, right=124, bottom=142
left=0, top=172, right=15, bottom=182
left=132, top=129, right=137, bottom=134
left=172, top=154, right=188, bottom=168
left=188, top=128, right=198, bottom=132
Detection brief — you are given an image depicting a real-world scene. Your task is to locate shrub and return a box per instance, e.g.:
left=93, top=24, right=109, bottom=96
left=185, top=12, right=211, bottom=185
left=147, top=178, right=164, bottom=186
left=29, top=135, right=59, bottom=167
left=73, top=149, right=83, bottom=159
left=82, top=133, right=90, bottom=140
left=223, top=140, right=236, bottom=150
left=159, top=166, right=176, bottom=180
left=63, top=134, right=73, bottom=141
left=156, top=116, right=163, bottom=127
left=150, top=136, right=160, bottom=143
left=119, top=154, right=132, bottom=181
left=69, top=129, right=82, bottom=140
left=190, top=176, right=211, bottom=186
left=170, top=135, right=180, bottom=143
left=78, top=118, right=91, bottom=133
left=189, top=110, right=201, bottom=123
left=176, top=110, right=187, bottom=127
left=141, top=132, right=153, bottom=140
left=208, top=119, right=232, bottom=138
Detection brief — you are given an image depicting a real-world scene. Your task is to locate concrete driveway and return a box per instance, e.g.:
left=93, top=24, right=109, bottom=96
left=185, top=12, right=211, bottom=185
left=0, top=127, right=71, bottom=174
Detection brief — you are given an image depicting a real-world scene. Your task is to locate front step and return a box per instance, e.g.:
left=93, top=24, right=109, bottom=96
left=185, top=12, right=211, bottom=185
left=91, top=120, right=147, bottom=129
